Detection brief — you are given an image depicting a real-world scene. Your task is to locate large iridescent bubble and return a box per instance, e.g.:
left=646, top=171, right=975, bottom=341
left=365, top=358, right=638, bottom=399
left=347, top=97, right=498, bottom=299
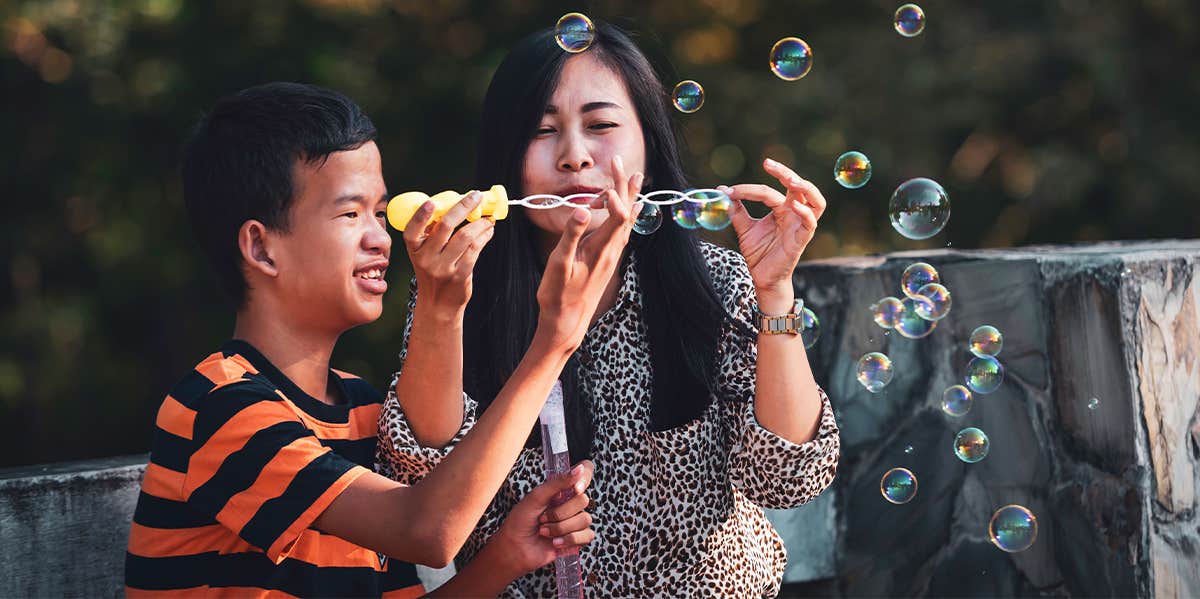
left=696, top=192, right=733, bottom=231
left=889, top=178, right=950, bottom=240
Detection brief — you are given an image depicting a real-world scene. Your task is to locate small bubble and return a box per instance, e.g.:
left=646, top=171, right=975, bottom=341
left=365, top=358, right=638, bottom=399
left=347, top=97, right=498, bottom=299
left=901, top=262, right=939, bottom=298
left=954, top=427, right=990, bottom=463
left=672, top=79, right=705, bottom=113
left=904, top=445, right=914, bottom=454
left=870, top=296, right=904, bottom=329
left=801, top=307, right=820, bottom=349
left=942, top=385, right=973, bottom=417
left=894, top=4, right=926, bottom=37
left=633, top=202, right=662, bottom=235
left=769, top=37, right=813, bottom=81
left=1087, top=397, right=1100, bottom=410
left=881, top=467, right=918, bottom=504
left=989, top=505, right=1038, bottom=552
left=965, top=355, right=1004, bottom=394
left=856, top=352, right=894, bottom=393
left=554, top=13, right=595, bottom=53
left=914, top=283, right=951, bottom=321
left=969, top=325, right=1003, bottom=357
left=834, top=151, right=872, bottom=189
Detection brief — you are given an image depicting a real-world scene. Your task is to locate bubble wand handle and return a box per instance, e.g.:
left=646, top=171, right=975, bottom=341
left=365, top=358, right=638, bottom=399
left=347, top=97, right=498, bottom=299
left=385, top=185, right=510, bottom=231
left=538, top=381, right=584, bottom=599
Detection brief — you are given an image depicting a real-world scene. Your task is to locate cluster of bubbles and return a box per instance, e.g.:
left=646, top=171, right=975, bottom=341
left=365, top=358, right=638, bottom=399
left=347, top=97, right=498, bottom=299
left=965, top=325, right=1004, bottom=394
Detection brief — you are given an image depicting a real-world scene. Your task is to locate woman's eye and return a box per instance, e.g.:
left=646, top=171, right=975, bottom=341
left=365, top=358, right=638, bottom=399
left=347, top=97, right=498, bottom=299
left=590, top=122, right=617, bottom=130
left=536, top=126, right=555, bottom=135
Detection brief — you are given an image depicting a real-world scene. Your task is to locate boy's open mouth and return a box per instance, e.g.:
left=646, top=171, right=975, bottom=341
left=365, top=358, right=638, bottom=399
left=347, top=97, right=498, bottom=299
left=353, top=262, right=388, bottom=295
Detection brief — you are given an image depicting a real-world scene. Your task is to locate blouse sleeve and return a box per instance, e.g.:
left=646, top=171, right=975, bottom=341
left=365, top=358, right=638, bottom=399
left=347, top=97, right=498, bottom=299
left=713, top=249, right=841, bottom=510
left=375, top=277, right=479, bottom=485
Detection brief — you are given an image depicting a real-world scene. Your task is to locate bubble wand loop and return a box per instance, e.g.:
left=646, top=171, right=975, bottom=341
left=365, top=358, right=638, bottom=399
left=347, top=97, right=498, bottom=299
left=385, top=186, right=730, bottom=231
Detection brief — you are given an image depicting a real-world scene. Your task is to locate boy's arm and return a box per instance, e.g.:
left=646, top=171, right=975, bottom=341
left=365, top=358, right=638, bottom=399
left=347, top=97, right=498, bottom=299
left=318, top=179, right=637, bottom=566
left=394, top=194, right=490, bottom=448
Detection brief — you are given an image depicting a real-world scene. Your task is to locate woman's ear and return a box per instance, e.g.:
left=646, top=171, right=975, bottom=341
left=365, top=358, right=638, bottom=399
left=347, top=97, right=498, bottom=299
left=238, top=220, right=279, bottom=277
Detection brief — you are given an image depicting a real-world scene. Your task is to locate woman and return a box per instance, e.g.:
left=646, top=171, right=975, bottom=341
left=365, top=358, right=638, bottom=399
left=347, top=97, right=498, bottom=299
left=378, top=22, right=839, bottom=597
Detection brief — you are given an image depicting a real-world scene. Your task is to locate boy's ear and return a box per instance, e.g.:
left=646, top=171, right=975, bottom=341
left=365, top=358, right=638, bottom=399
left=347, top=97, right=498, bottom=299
left=238, top=220, right=279, bottom=278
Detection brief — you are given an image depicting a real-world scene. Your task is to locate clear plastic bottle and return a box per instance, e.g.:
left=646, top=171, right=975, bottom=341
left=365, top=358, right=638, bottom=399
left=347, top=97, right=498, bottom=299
left=539, top=381, right=584, bottom=599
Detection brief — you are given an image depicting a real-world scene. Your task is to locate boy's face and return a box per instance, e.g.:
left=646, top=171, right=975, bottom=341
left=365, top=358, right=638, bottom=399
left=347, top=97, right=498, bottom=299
left=270, top=141, right=391, bottom=332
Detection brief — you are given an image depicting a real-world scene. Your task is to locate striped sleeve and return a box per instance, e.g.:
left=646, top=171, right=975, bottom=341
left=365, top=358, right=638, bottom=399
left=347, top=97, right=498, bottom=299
left=182, top=385, right=370, bottom=563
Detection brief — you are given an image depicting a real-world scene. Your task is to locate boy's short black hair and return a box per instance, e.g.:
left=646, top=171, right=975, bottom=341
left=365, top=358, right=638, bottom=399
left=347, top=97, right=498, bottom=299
left=182, top=82, right=378, bottom=306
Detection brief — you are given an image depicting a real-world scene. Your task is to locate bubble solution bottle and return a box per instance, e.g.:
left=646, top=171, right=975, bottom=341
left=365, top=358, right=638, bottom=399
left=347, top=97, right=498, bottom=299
left=539, top=381, right=584, bottom=599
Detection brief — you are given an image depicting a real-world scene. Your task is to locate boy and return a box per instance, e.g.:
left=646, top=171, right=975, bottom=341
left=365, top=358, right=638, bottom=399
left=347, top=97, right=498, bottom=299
left=126, top=82, right=635, bottom=597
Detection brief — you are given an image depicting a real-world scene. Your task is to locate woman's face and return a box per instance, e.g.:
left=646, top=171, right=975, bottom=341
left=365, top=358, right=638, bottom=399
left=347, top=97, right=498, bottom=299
left=522, top=52, right=647, bottom=237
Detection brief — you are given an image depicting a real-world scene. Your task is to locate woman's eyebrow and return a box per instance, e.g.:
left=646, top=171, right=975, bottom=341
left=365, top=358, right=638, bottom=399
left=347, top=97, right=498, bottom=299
left=544, top=101, right=622, bottom=115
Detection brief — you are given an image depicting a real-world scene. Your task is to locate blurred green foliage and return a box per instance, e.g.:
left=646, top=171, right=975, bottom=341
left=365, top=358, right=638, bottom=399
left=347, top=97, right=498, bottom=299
left=1, top=0, right=1197, bottom=466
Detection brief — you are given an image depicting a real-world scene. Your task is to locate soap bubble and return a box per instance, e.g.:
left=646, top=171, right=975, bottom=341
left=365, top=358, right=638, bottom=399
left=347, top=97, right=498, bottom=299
left=834, top=151, right=872, bottom=189
left=901, top=262, right=939, bottom=298
left=894, top=4, right=926, bottom=37
left=904, top=445, right=914, bottom=454
left=856, top=352, right=894, bottom=393
left=942, top=384, right=973, bottom=417
left=672, top=80, right=705, bottom=114
left=989, top=505, right=1038, bottom=552
left=633, top=202, right=662, bottom=235
left=895, top=297, right=937, bottom=339
left=969, top=325, right=1003, bottom=357
left=870, top=296, right=904, bottom=329
left=769, top=37, right=813, bottom=81
left=1087, top=397, right=1100, bottom=410
left=801, top=307, right=820, bottom=349
left=954, top=427, right=990, bottom=463
left=890, top=178, right=950, bottom=240
left=914, top=283, right=951, bottom=320
left=881, top=467, right=918, bottom=504
left=696, top=192, right=733, bottom=230
left=965, top=356, right=1004, bottom=394
left=554, top=13, right=595, bottom=53
left=672, top=199, right=702, bottom=229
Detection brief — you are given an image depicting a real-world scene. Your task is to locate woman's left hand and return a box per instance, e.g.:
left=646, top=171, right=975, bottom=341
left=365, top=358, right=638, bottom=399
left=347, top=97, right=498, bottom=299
left=722, top=158, right=827, bottom=311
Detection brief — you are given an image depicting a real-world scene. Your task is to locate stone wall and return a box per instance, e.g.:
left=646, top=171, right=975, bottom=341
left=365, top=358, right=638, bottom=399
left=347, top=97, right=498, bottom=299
left=774, top=240, right=1199, bottom=598
left=2, top=241, right=1196, bottom=598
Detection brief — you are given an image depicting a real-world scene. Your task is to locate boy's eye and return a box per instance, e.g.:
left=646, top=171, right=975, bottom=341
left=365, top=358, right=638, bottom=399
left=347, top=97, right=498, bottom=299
left=375, top=211, right=387, bottom=220
left=341, top=211, right=358, bottom=219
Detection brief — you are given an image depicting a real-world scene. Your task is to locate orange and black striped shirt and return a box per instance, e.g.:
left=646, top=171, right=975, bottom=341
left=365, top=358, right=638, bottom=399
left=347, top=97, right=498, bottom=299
left=126, top=340, right=423, bottom=598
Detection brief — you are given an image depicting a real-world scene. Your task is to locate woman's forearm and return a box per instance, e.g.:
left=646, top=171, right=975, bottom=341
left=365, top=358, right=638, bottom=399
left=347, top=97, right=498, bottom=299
left=752, top=286, right=823, bottom=444
left=394, top=302, right=466, bottom=448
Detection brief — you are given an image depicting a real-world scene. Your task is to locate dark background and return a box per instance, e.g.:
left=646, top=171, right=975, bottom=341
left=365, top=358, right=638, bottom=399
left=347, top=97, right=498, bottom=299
left=1, top=0, right=1197, bottom=467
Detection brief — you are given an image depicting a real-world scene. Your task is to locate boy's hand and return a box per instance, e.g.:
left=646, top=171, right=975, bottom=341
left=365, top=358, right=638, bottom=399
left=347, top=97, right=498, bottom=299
left=403, top=191, right=495, bottom=316
left=535, top=156, right=641, bottom=351
left=487, top=460, right=596, bottom=579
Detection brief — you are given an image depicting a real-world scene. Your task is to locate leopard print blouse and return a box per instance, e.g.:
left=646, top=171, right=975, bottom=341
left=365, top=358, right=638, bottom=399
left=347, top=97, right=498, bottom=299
left=377, top=242, right=840, bottom=598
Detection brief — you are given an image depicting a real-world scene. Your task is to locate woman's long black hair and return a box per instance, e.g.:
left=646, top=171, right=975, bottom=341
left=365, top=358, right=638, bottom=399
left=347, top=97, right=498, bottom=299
left=465, top=23, right=728, bottom=459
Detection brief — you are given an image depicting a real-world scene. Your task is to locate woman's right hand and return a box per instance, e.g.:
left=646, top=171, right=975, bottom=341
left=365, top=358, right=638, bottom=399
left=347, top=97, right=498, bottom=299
left=535, top=156, right=642, bottom=351
left=402, top=191, right=495, bottom=316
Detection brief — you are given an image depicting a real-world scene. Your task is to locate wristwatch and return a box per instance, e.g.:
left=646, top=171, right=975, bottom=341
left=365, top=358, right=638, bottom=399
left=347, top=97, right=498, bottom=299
left=753, top=298, right=806, bottom=335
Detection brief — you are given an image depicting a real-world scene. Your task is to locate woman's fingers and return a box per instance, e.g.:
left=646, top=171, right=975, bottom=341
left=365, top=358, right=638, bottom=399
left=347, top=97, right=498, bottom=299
left=763, top=158, right=827, bottom=218
left=725, top=183, right=787, bottom=209
left=539, top=511, right=593, bottom=539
